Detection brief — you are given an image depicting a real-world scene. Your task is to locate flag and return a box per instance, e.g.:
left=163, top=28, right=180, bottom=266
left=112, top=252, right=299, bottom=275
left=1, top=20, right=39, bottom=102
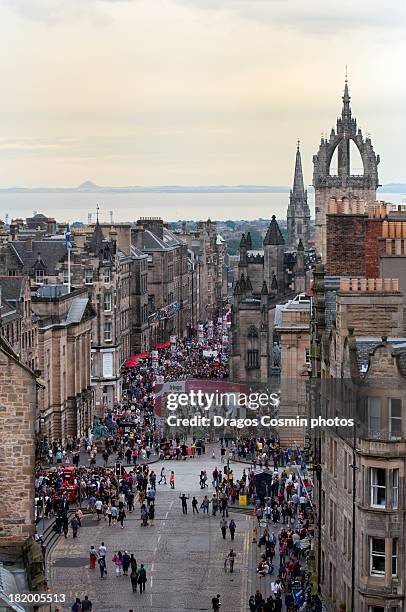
left=65, top=223, right=72, bottom=250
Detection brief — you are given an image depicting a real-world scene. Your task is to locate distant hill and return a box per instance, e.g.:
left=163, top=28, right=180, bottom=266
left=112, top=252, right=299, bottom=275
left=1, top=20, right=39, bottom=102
left=0, top=182, right=405, bottom=194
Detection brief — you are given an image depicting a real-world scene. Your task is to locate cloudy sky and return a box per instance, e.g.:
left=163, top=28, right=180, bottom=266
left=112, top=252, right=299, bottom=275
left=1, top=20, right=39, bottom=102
left=1, top=0, right=406, bottom=186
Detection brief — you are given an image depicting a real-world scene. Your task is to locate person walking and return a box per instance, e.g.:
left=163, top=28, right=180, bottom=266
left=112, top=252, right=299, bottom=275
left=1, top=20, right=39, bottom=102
left=158, top=466, right=167, bottom=484
left=122, top=551, right=131, bottom=576
left=137, top=564, right=147, bottom=593
left=227, top=549, right=236, bottom=573
left=201, top=496, right=209, bottom=515
left=229, top=519, right=236, bottom=541
left=118, top=507, right=126, bottom=529
left=81, top=596, right=92, bottom=611
left=169, top=471, right=175, bottom=489
left=211, top=594, right=221, bottom=611
left=192, top=496, right=199, bottom=514
left=70, top=516, right=79, bottom=538
left=220, top=517, right=227, bottom=540
left=98, top=556, right=107, bottom=579
left=89, top=546, right=97, bottom=570
left=179, top=493, right=189, bottom=514
left=112, top=551, right=123, bottom=577
left=130, top=569, right=138, bottom=592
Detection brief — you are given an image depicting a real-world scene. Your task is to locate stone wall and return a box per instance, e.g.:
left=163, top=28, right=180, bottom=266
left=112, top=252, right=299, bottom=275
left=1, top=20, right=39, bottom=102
left=0, top=345, right=36, bottom=546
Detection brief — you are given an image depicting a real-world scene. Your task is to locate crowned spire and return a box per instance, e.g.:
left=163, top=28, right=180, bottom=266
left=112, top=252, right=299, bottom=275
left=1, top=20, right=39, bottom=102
left=342, top=72, right=351, bottom=123
left=292, top=140, right=305, bottom=197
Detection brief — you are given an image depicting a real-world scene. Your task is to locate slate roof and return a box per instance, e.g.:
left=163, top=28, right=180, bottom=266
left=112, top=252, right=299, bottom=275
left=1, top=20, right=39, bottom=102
left=9, top=240, right=67, bottom=274
left=142, top=228, right=182, bottom=251
left=0, top=276, right=25, bottom=302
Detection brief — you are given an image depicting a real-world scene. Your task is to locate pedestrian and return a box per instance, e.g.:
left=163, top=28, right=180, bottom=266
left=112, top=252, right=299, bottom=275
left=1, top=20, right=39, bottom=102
left=122, top=551, right=131, bottom=576
left=95, top=499, right=103, bottom=521
left=130, top=569, right=138, bottom=592
left=211, top=495, right=219, bottom=516
left=89, top=546, right=97, bottom=569
left=111, top=504, right=118, bottom=525
left=159, top=466, right=167, bottom=484
left=201, top=495, right=209, bottom=515
left=211, top=593, right=221, bottom=611
left=227, top=549, right=236, bottom=573
left=130, top=554, right=137, bottom=574
left=98, top=542, right=107, bottom=562
left=192, top=496, right=199, bottom=514
left=220, top=517, right=227, bottom=539
left=140, top=504, right=149, bottom=526
left=179, top=493, right=189, bottom=514
left=81, top=596, right=92, bottom=611
left=148, top=503, right=155, bottom=523
left=229, top=519, right=236, bottom=541
left=70, top=516, right=79, bottom=538
left=137, top=564, right=147, bottom=593
left=98, top=556, right=106, bottom=579
left=118, top=507, right=126, bottom=529
left=169, top=470, right=175, bottom=489
left=71, top=597, right=82, bottom=612
left=112, top=551, right=123, bottom=577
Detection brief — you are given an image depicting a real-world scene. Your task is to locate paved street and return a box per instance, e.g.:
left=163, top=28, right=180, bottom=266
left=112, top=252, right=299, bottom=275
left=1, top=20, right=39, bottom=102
left=49, top=448, right=254, bottom=612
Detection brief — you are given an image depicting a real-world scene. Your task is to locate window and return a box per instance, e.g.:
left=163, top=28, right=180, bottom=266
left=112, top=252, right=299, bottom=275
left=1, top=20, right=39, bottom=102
left=103, top=268, right=111, bottom=283
left=104, top=321, right=112, bottom=342
left=392, top=469, right=399, bottom=509
left=247, top=327, right=259, bottom=369
left=368, top=398, right=381, bottom=438
left=371, top=468, right=386, bottom=508
left=63, top=269, right=70, bottom=284
left=35, top=269, right=44, bottom=284
left=368, top=608, right=384, bottom=612
left=392, top=539, right=397, bottom=577
left=389, top=399, right=402, bottom=439
left=103, top=292, right=112, bottom=312
left=305, top=348, right=311, bottom=364
left=85, top=269, right=93, bottom=285
left=370, top=538, right=385, bottom=575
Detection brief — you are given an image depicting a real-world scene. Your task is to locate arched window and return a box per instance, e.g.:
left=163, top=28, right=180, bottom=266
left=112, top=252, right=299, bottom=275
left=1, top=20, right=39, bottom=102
left=247, top=327, right=259, bottom=369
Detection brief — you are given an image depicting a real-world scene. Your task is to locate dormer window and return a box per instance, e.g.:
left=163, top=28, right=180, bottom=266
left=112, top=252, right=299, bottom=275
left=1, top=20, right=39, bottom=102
left=35, top=269, right=44, bottom=284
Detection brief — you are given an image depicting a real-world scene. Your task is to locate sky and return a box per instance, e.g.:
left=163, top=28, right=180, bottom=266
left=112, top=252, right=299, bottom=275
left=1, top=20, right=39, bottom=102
left=1, top=0, right=406, bottom=187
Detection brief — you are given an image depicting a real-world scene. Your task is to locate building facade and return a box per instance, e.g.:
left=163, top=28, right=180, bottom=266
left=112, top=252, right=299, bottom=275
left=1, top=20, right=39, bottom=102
left=310, top=273, right=405, bottom=612
left=0, top=338, right=36, bottom=548
left=32, top=286, right=95, bottom=443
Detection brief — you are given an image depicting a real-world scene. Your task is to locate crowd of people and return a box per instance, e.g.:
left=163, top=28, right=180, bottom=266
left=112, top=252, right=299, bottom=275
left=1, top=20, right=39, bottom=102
left=34, top=318, right=320, bottom=611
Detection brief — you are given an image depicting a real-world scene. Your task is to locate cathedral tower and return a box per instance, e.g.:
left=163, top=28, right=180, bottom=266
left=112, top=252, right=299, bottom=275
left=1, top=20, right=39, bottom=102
left=313, top=81, right=380, bottom=260
left=287, top=142, right=310, bottom=250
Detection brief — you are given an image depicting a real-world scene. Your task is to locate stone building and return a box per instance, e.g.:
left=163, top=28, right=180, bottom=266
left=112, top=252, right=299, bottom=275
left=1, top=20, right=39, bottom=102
left=175, top=219, right=228, bottom=323
left=230, top=216, right=307, bottom=382
left=273, top=293, right=311, bottom=446
left=313, top=81, right=380, bottom=261
left=66, top=221, right=140, bottom=410
left=310, top=272, right=405, bottom=612
left=0, top=235, right=67, bottom=285
left=0, top=276, right=38, bottom=370
left=132, top=218, right=191, bottom=344
left=0, top=337, right=37, bottom=548
left=287, top=143, right=311, bottom=250
left=32, top=285, right=95, bottom=443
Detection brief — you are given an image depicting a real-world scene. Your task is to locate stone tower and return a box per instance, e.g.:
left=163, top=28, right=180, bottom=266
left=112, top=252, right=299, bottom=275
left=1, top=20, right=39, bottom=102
left=287, top=142, right=310, bottom=250
left=263, top=215, right=285, bottom=293
left=313, top=81, right=380, bottom=260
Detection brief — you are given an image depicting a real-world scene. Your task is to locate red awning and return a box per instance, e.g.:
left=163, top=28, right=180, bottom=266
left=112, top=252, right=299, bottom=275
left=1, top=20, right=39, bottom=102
left=124, top=359, right=140, bottom=368
left=129, top=352, right=149, bottom=360
left=155, top=342, right=171, bottom=349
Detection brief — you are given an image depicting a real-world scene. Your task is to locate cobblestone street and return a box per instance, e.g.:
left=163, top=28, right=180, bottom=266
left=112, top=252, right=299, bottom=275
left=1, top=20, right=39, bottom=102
left=48, top=450, right=253, bottom=611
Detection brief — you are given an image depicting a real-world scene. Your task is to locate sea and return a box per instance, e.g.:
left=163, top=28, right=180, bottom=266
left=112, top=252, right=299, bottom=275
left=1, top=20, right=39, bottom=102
left=0, top=191, right=405, bottom=223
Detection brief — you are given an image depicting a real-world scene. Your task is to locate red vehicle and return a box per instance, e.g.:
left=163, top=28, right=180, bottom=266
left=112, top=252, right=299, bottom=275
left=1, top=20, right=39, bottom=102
left=63, top=466, right=77, bottom=485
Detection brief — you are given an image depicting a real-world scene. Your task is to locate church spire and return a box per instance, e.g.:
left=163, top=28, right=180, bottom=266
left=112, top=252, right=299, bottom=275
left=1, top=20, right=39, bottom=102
left=342, top=75, right=351, bottom=124
left=292, top=140, right=305, bottom=197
